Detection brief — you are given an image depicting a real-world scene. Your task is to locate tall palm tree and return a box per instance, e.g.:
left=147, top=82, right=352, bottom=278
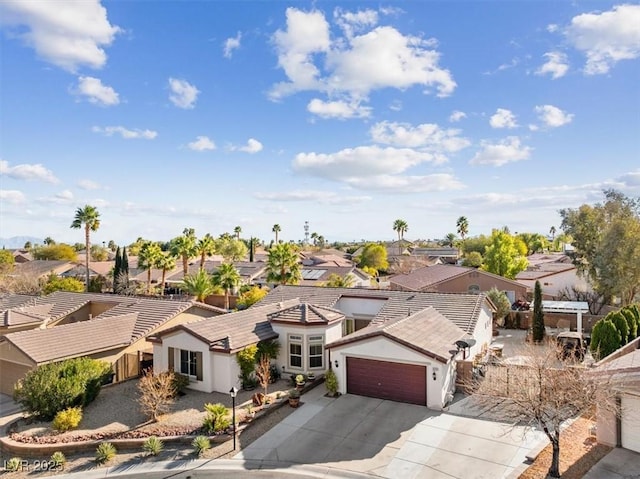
left=393, top=219, right=408, bottom=242
left=272, top=224, right=281, bottom=244
left=310, top=232, right=318, bottom=246
left=549, top=226, right=557, bottom=241
left=196, top=233, right=217, bottom=270
left=155, top=253, right=176, bottom=296
left=170, top=228, right=197, bottom=276
left=266, top=242, right=301, bottom=285
left=137, top=241, right=163, bottom=294
left=181, top=269, right=217, bottom=302
left=456, top=216, right=469, bottom=241
left=212, top=262, right=241, bottom=309
left=70, top=205, right=101, bottom=292
left=234, top=226, right=242, bottom=240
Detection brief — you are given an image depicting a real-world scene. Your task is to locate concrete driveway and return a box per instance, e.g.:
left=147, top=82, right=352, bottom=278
left=236, top=387, right=545, bottom=478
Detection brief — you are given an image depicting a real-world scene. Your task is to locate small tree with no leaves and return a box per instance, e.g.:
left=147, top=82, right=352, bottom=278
left=465, top=342, right=618, bottom=478
left=255, top=354, right=271, bottom=400
left=137, top=370, right=177, bottom=422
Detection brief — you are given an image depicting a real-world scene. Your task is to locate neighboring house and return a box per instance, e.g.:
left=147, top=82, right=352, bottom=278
left=515, top=254, right=591, bottom=299
left=411, top=247, right=460, bottom=265
left=300, top=252, right=353, bottom=267
left=11, top=249, right=33, bottom=263
left=11, top=260, right=75, bottom=279
left=593, top=337, right=640, bottom=453
left=60, top=261, right=115, bottom=282
left=297, top=265, right=371, bottom=288
left=389, top=264, right=529, bottom=304
left=165, top=260, right=266, bottom=289
left=149, top=299, right=344, bottom=394
left=0, top=294, right=40, bottom=335
left=0, top=292, right=226, bottom=395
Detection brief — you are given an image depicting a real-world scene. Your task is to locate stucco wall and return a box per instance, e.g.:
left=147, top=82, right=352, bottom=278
left=153, top=331, right=213, bottom=392
left=329, top=336, right=449, bottom=409
left=434, top=273, right=528, bottom=301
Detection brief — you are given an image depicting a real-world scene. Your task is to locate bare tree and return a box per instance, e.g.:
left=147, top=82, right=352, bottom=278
left=464, top=342, right=618, bottom=478
left=255, top=354, right=271, bottom=401
left=137, top=370, right=177, bottom=422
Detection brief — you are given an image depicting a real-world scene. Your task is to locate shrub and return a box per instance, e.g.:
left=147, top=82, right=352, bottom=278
left=4, top=457, right=21, bottom=472
left=142, top=436, right=164, bottom=456
left=138, top=370, right=176, bottom=421
left=52, top=407, right=83, bottom=432
left=621, top=307, right=638, bottom=341
left=590, top=319, right=622, bottom=360
left=202, top=403, right=230, bottom=433
left=192, top=435, right=210, bottom=457
left=50, top=451, right=66, bottom=467
left=172, top=373, right=190, bottom=397
left=288, top=388, right=300, bottom=399
left=236, top=345, right=257, bottom=389
left=96, top=442, right=117, bottom=464
left=609, top=311, right=629, bottom=345
left=325, top=369, right=338, bottom=396
left=532, top=281, right=545, bottom=342
left=14, top=357, right=112, bottom=420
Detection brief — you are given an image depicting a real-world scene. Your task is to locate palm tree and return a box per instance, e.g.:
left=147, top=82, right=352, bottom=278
left=70, top=205, right=101, bottom=292
left=181, top=269, right=216, bottom=302
left=234, top=226, right=242, bottom=240
left=137, top=241, right=163, bottom=294
left=393, top=219, right=408, bottom=242
left=443, top=233, right=457, bottom=247
left=155, top=253, right=176, bottom=296
left=266, top=242, right=301, bottom=285
left=43, top=236, right=55, bottom=245
left=272, top=224, right=281, bottom=244
left=549, top=226, right=557, bottom=241
left=456, top=216, right=469, bottom=241
left=170, top=228, right=197, bottom=276
left=212, top=263, right=241, bottom=310
left=310, top=232, right=318, bottom=246
left=196, top=233, right=216, bottom=270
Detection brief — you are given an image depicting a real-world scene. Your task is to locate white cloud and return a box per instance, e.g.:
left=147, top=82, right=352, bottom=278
left=77, top=179, right=102, bottom=190
left=489, top=108, right=518, bottom=129
left=92, top=125, right=157, bottom=139
left=469, top=137, right=532, bottom=167
left=334, top=7, right=378, bottom=38
left=223, top=32, right=241, bottom=58
left=346, top=173, right=464, bottom=193
left=168, top=78, right=199, bottom=109
left=307, top=98, right=371, bottom=119
left=188, top=136, right=216, bottom=151
left=564, top=4, right=640, bottom=75
left=370, top=121, right=470, bottom=153
left=270, top=8, right=456, bottom=107
left=0, top=189, right=26, bottom=204
left=0, top=0, right=120, bottom=72
left=535, top=51, right=569, bottom=79
left=293, top=145, right=443, bottom=182
left=75, top=76, right=119, bottom=106
left=54, top=189, right=74, bottom=201
left=389, top=100, right=402, bottom=111
left=449, top=110, right=467, bottom=122
left=535, top=105, right=574, bottom=127
left=230, top=138, right=263, bottom=154
left=0, top=159, right=59, bottom=183
left=254, top=190, right=371, bottom=205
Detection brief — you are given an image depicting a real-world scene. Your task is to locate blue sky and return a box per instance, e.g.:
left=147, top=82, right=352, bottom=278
left=1, top=1, right=639, bottom=246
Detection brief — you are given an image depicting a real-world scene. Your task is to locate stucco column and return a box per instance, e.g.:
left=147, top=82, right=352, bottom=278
left=577, top=310, right=583, bottom=334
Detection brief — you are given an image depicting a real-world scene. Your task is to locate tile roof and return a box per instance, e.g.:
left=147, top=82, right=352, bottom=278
left=2, top=313, right=138, bottom=363
left=267, top=303, right=344, bottom=324
left=165, top=260, right=266, bottom=283
left=154, top=300, right=304, bottom=352
left=390, top=264, right=525, bottom=291
left=258, top=285, right=487, bottom=334
left=326, top=306, right=468, bottom=363
left=13, top=260, right=74, bottom=277
left=0, top=294, right=37, bottom=314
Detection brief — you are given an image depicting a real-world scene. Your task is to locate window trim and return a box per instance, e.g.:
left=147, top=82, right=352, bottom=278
left=308, top=335, right=324, bottom=370
left=179, top=349, right=203, bottom=381
left=288, top=334, right=303, bottom=370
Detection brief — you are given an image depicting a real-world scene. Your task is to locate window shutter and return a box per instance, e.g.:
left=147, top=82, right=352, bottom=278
left=168, top=347, right=175, bottom=370
left=196, top=352, right=203, bottom=381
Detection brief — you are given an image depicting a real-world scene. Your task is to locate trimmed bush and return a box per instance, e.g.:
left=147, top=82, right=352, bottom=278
left=325, top=369, right=338, bottom=396
left=96, top=442, right=117, bottom=464
left=609, top=311, right=630, bottom=346
left=142, top=436, right=164, bottom=456
left=172, top=373, right=190, bottom=397
left=192, top=435, right=210, bottom=457
left=4, top=457, right=21, bottom=472
left=14, top=357, right=112, bottom=420
left=202, top=403, right=230, bottom=433
left=532, top=281, right=545, bottom=342
left=590, top=319, right=622, bottom=360
left=50, top=451, right=66, bottom=467
left=52, top=406, right=83, bottom=432
left=621, top=307, right=638, bottom=342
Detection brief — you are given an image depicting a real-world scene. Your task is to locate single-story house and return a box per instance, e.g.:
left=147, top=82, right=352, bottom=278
left=593, top=337, right=640, bottom=453
left=389, top=264, right=529, bottom=304
left=148, top=299, right=344, bottom=394
left=12, top=260, right=76, bottom=279
left=1, top=294, right=40, bottom=335
left=0, top=292, right=225, bottom=395
left=298, top=265, right=371, bottom=288
left=515, top=258, right=592, bottom=300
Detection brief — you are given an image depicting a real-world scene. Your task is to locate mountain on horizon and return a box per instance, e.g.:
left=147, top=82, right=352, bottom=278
left=0, top=236, right=43, bottom=249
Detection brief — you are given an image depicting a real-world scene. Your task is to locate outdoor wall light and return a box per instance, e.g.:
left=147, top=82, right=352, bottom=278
left=432, top=368, right=438, bottom=381
left=334, top=359, right=339, bottom=368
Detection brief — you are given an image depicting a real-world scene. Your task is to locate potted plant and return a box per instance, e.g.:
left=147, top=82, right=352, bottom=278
left=295, top=374, right=306, bottom=390
left=325, top=369, right=339, bottom=397
left=307, top=371, right=315, bottom=381
left=288, top=388, right=300, bottom=408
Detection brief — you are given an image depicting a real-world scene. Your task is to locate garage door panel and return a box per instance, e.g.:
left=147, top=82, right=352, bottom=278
left=347, top=357, right=426, bottom=405
left=621, top=395, right=640, bottom=453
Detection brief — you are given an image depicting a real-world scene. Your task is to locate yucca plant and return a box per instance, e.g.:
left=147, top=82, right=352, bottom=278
left=50, top=451, right=66, bottom=467
left=96, top=442, right=117, bottom=464
left=142, top=436, right=164, bottom=456
left=192, top=435, right=210, bottom=457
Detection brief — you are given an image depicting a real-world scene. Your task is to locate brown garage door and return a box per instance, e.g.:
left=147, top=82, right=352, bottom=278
left=346, top=357, right=426, bottom=405
left=0, top=360, right=32, bottom=395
